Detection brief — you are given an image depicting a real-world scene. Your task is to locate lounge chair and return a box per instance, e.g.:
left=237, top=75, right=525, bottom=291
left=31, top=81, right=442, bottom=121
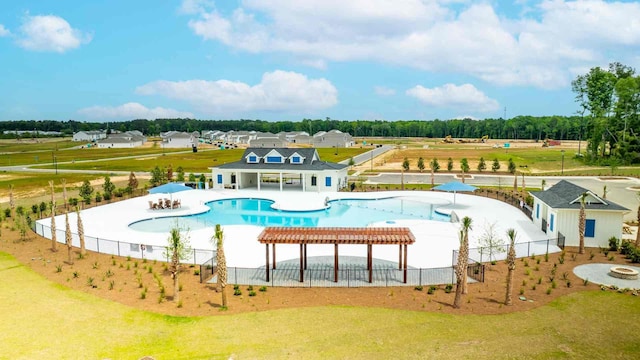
left=148, top=201, right=154, bottom=210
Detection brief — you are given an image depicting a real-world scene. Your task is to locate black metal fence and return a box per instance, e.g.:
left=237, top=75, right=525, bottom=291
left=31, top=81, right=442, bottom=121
left=454, top=237, right=562, bottom=269
left=204, top=265, right=462, bottom=287
left=33, top=221, right=215, bottom=265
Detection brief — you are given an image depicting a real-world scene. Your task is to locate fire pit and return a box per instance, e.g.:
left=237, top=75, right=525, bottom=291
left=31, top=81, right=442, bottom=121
left=609, top=266, right=639, bottom=280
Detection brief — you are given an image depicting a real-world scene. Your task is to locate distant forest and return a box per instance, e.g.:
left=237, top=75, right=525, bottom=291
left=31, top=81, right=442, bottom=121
left=0, top=115, right=586, bottom=141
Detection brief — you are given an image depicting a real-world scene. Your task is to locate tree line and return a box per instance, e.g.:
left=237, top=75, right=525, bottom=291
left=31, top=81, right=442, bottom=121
left=0, top=116, right=587, bottom=141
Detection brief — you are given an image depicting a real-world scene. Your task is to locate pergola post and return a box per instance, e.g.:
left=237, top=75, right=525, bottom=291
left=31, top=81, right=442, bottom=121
left=272, top=244, right=276, bottom=269
left=368, top=244, right=373, bottom=283
left=302, top=173, right=306, bottom=192
left=398, top=244, right=403, bottom=269
left=303, top=244, right=308, bottom=270
left=257, top=171, right=261, bottom=191
left=299, top=243, right=304, bottom=282
left=279, top=172, right=283, bottom=192
left=265, top=244, right=270, bottom=282
left=403, top=244, right=408, bottom=283
left=334, top=243, right=339, bottom=282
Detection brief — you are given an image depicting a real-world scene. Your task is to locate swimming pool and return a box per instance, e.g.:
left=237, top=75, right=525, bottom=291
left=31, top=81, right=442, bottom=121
left=129, top=197, right=450, bottom=233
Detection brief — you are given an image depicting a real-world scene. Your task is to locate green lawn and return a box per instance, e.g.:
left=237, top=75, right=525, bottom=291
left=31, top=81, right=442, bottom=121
left=32, top=148, right=368, bottom=173
left=1, top=252, right=638, bottom=359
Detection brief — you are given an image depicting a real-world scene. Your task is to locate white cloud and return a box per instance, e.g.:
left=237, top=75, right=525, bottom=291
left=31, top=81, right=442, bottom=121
left=406, top=83, right=499, bottom=113
left=374, top=86, right=396, bottom=96
left=0, top=24, right=10, bottom=37
left=183, top=0, right=640, bottom=89
left=78, top=102, right=194, bottom=120
left=178, top=0, right=213, bottom=15
left=17, top=15, right=91, bottom=53
left=135, top=70, right=338, bottom=114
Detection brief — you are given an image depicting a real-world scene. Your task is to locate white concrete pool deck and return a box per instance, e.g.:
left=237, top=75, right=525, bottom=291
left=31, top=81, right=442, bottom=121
left=36, top=189, right=556, bottom=269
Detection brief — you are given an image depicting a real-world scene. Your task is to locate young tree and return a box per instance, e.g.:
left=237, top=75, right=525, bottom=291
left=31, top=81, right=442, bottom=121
left=65, top=211, right=73, bottom=265
left=8, top=184, right=15, bottom=218
left=508, top=158, right=516, bottom=174
left=150, top=166, right=166, bottom=187
left=39, top=201, right=47, bottom=218
left=505, top=228, right=517, bottom=306
left=429, top=158, right=440, bottom=173
left=61, top=178, right=67, bottom=210
left=78, top=180, right=94, bottom=205
left=213, top=224, right=228, bottom=307
left=49, top=181, right=57, bottom=252
left=176, top=166, right=185, bottom=182
left=417, top=157, right=425, bottom=173
left=478, top=221, right=506, bottom=263
left=402, top=157, right=410, bottom=172
left=167, top=165, right=174, bottom=182
left=477, top=157, right=486, bottom=172
left=188, top=172, right=196, bottom=182
left=491, top=158, right=500, bottom=173
left=636, top=194, right=640, bottom=247
left=77, top=206, right=86, bottom=257
left=578, top=192, right=588, bottom=254
left=447, top=157, right=454, bottom=172
left=127, top=171, right=138, bottom=195
left=165, top=224, right=191, bottom=303
left=102, top=175, right=115, bottom=201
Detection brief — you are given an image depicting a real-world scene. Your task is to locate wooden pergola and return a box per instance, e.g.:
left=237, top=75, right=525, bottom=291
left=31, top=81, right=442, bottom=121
left=257, top=227, right=416, bottom=284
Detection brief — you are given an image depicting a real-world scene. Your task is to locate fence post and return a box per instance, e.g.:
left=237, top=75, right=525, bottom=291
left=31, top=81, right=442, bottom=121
left=527, top=242, right=531, bottom=257
left=97, top=238, right=100, bottom=253
left=117, top=241, right=120, bottom=256
left=546, top=239, right=549, bottom=254
left=419, top=268, right=422, bottom=286
left=193, top=249, right=196, bottom=265
left=347, top=269, right=350, bottom=288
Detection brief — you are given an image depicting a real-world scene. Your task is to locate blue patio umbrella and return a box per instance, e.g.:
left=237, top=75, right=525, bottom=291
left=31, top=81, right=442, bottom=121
left=433, top=181, right=477, bottom=204
left=148, top=182, right=192, bottom=208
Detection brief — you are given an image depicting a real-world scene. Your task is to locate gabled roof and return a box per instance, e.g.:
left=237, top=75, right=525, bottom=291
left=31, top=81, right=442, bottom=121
left=530, top=180, right=628, bottom=211
left=214, top=147, right=348, bottom=171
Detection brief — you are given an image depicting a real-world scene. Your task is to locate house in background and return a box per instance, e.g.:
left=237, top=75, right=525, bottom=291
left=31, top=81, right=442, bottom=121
left=530, top=180, right=629, bottom=248
left=161, top=131, right=198, bottom=148
left=248, top=137, right=287, bottom=148
left=72, top=130, right=107, bottom=142
left=96, top=131, right=146, bottom=148
left=313, top=130, right=354, bottom=148
left=210, top=147, right=348, bottom=192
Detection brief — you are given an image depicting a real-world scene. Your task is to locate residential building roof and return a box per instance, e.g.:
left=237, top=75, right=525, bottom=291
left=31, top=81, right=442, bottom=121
left=214, top=147, right=348, bottom=171
left=530, top=180, right=629, bottom=211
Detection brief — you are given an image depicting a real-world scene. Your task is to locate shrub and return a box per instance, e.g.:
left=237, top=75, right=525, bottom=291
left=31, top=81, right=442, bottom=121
left=427, top=285, right=437, bottom=294
left=444, top=284, right=453, bottom=293
left=608, top=237, right=620, bottom=251
left=69, top=198, right=78, bottom=206
left=4, top=208, right=10, bottom=218
left=414, top=285, right=423, bottom=291
left=259, top=286, right=267, bottom=292
left=55, top=265, right=62, bottom=273
left=108, top=280, right=115, bottom=290
left=95, top=192, right=102, bottom=203
left=72, top=271, right=79, bottom=278
left=86, top=277, right=95, bottom=287
left=583, top=278, right=589, bottom=286
left=619, top=240, right=634, bottom=256
left=193, top=269, right=200, bottom=276
left=233, top=289, right=242, bottom=296
left=248, top=291, right=257, bottom=297
left=233, top=284, right=239, bottom=290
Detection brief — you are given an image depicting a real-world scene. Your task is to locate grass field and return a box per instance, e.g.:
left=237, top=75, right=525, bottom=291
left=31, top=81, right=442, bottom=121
left=1, top=252, right=639, bottom=359
left=32, top=147, right=367, bottom=173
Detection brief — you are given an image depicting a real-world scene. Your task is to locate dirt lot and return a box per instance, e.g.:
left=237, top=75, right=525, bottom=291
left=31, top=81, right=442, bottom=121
left=2, top=217, right=636, bottom=317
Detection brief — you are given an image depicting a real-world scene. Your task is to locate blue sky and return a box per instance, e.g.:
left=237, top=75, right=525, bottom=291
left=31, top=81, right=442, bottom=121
left=1, top=0, right=639, bottom=122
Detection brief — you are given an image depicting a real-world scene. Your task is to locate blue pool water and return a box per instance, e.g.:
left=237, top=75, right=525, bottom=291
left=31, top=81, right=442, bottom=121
left=129, top=197, right=450, bottom=233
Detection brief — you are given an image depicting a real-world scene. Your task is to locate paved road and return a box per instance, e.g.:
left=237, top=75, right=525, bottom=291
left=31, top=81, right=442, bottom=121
left=339, top=145, right=394, bottom=166
left=356, top=172, right=640, bottom=221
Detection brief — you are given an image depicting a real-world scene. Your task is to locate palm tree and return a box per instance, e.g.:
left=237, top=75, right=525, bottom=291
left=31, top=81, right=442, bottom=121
left=213, top=224, right=228, bottom=307
left=76, top=206, right=86, bottom=257
left=49, top=181, right=57, bottom=252
left=65, top=211, right=73, bottom=264
left=578, top=192, right=587, bottom=254
left=453, top=229, right=465, bottom=309
left=461, top=216, right=472, bottom=294
left=636, top=193, right=640, bottom=247
left=165, top=225, right=191, bottom=303
left=453, top=216, right=472, bottom=308
left=505, top=228, right=517, bottom=305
